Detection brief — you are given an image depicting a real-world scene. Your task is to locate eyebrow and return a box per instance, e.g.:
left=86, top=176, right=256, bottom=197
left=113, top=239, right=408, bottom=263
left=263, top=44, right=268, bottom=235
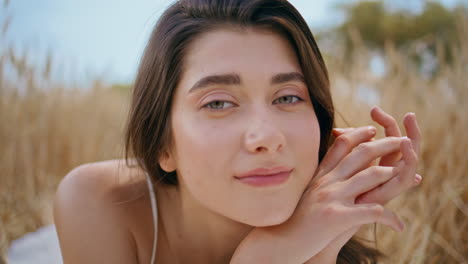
left=188, top=71, right=305, bottom=94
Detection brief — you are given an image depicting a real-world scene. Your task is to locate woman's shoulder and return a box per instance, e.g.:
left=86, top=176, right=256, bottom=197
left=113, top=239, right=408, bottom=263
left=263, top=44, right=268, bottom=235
left=57, top=159, right=149, bottom=202
left=53, top=159, right=155, bottom=263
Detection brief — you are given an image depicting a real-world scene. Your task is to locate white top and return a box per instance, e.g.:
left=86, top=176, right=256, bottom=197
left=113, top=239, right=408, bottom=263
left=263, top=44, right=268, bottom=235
left=145, top=175, right=158, bottom=264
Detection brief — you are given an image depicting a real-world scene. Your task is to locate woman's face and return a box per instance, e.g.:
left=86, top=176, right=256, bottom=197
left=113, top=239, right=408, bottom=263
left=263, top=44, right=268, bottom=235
left=165, top=28, right=320, bottom=226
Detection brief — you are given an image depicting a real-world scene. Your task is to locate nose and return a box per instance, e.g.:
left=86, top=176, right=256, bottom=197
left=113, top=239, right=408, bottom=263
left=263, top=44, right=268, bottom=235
left=243, top=113, right=286, bottom=154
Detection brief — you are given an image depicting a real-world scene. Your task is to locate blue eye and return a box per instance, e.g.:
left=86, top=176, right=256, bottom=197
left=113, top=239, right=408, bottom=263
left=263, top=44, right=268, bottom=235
left=203, top=100, right=235, bottom=110
left=273, top=95, right=304, bottom=105
left=202, top=95, right=304, bottom=111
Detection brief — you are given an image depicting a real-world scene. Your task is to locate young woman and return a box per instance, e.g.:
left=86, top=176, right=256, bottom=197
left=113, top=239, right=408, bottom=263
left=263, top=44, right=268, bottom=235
left=53, top=0, right=422, bottom=263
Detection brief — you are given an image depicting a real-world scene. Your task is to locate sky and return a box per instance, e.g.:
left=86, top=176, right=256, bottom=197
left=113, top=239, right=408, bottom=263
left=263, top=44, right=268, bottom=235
left=5, top=0, right=465, bottom=85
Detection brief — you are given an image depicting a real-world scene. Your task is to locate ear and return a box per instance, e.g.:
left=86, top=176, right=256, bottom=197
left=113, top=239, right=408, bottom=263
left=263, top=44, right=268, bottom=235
left=159, top=151, right=177, bottom=172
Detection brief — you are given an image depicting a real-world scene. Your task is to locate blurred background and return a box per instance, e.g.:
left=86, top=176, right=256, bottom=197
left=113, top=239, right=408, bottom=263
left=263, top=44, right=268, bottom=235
left=1, top=0, right=467, bottom=263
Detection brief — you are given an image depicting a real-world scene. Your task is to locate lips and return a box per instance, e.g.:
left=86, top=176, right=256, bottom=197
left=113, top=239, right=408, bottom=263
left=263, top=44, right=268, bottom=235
left=235, top=166, right=293, bottom=179
left=234, top=166, right=293, bottom=187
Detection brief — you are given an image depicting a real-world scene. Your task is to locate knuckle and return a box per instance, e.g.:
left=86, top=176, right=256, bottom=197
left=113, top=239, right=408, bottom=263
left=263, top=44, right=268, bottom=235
left=370, top=168, right=389, bottom=182
left=395, top=173, right=413, bottom=187
left=322, top=204, right=340, bottom=218
left=379, top=172, right=391, bottom=182
left=379, top=167, right=393, bottom=179
left=335, top=135, right=352, bottom=150
left=316, top=189, right=333, bottom=203
left=355, top=143, right=374, bottom=157
left=395, top=175, right=406, bottom=186
left=370, top=205, right=384, bottom=219
left=368, top=166, right=381, bottom=175
left=386, top=137, right=403, bottom=148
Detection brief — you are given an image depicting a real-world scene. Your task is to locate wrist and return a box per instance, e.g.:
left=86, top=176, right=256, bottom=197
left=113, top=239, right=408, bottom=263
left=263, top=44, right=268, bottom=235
left=231, top=226, right=303, bottom=264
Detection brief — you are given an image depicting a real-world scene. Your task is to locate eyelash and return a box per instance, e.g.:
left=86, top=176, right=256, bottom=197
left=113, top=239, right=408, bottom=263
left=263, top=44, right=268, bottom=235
left=202, top=95, right=305, bottom=111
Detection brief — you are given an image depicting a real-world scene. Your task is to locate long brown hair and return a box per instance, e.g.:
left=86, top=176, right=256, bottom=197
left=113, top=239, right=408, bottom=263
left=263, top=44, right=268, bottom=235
left=125, top=0, right=383, bottom=262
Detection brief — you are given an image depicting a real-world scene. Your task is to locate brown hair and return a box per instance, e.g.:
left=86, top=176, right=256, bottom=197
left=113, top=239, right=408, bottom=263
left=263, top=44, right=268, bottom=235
left=125, top=0, right=383, bottom=262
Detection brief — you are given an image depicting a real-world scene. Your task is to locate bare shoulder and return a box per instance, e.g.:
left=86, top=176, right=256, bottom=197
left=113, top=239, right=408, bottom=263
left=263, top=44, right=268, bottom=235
left=56, top=159, right=148, bottom=203
left=53, top=159, right=151, bottom=264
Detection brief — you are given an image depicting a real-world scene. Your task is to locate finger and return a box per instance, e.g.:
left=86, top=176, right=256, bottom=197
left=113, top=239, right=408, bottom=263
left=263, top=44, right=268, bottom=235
left=370, top=106, right=402, bottom=165
left=366, top=138, right=378, bottom=167
left=331, top=136, right=406, bottom=182
left=349, top=203, right=404, bottom=232
left=403, top=112, right=421, bottom=156
left=318, top=126, right=376, bottom=178
left=371, top=106, right=402, bottom=137
left=332, top=127, right=355, bottom=137
left=341, top=166, right=400, bottom=198
left=333, top=129, right=378, bottom=168
left=355, top=138, right=421, bottom=205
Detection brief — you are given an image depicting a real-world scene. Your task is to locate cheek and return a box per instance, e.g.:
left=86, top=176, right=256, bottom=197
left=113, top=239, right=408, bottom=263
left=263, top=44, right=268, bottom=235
left=175, top=117, right=236, bottom=156
left=171, top=113, right=237, bottom=181
left=171, top=113, right=239, bottom=212
left=286, top=112, right=321, bottom=177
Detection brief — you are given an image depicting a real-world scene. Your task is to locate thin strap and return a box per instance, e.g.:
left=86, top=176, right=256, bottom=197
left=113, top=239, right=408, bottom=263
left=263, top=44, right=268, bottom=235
left=145, top=174, right=158, bottom=264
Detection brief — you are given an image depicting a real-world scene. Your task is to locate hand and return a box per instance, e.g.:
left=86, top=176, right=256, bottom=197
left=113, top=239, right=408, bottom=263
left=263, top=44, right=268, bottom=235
left=305, top=106, right=422, bottom=263
left=232, top=111, right=413, bottom=264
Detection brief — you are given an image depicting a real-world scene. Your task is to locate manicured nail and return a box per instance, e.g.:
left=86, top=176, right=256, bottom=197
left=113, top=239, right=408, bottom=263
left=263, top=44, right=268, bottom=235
left=415, top=174, right=422, bottom=183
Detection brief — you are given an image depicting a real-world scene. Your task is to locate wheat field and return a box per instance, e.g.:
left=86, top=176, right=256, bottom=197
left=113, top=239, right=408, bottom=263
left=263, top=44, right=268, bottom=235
left=0, top=14, right=467, bottom=264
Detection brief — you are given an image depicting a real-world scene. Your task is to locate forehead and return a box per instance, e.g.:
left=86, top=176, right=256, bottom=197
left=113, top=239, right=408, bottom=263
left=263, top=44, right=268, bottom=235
left=178, top=28, right=302, bottom=91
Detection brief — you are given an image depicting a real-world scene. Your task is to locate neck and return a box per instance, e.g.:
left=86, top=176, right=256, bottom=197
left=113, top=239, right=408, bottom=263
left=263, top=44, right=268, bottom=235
left=156, top=184, right=254, bottom=263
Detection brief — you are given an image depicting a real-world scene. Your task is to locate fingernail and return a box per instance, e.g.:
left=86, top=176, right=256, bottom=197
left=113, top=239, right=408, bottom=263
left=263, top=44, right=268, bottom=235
left=399, top=220, right=405, bottom=232
left=415, top=174, right=422, bottom=183
left=333, top=128, right=345, bottom=133
left=402, top=136, right=412, bottom=145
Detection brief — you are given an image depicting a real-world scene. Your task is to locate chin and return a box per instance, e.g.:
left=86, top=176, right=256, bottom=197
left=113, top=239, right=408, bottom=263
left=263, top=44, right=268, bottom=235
left=243, top=203, right=296, bottom=227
